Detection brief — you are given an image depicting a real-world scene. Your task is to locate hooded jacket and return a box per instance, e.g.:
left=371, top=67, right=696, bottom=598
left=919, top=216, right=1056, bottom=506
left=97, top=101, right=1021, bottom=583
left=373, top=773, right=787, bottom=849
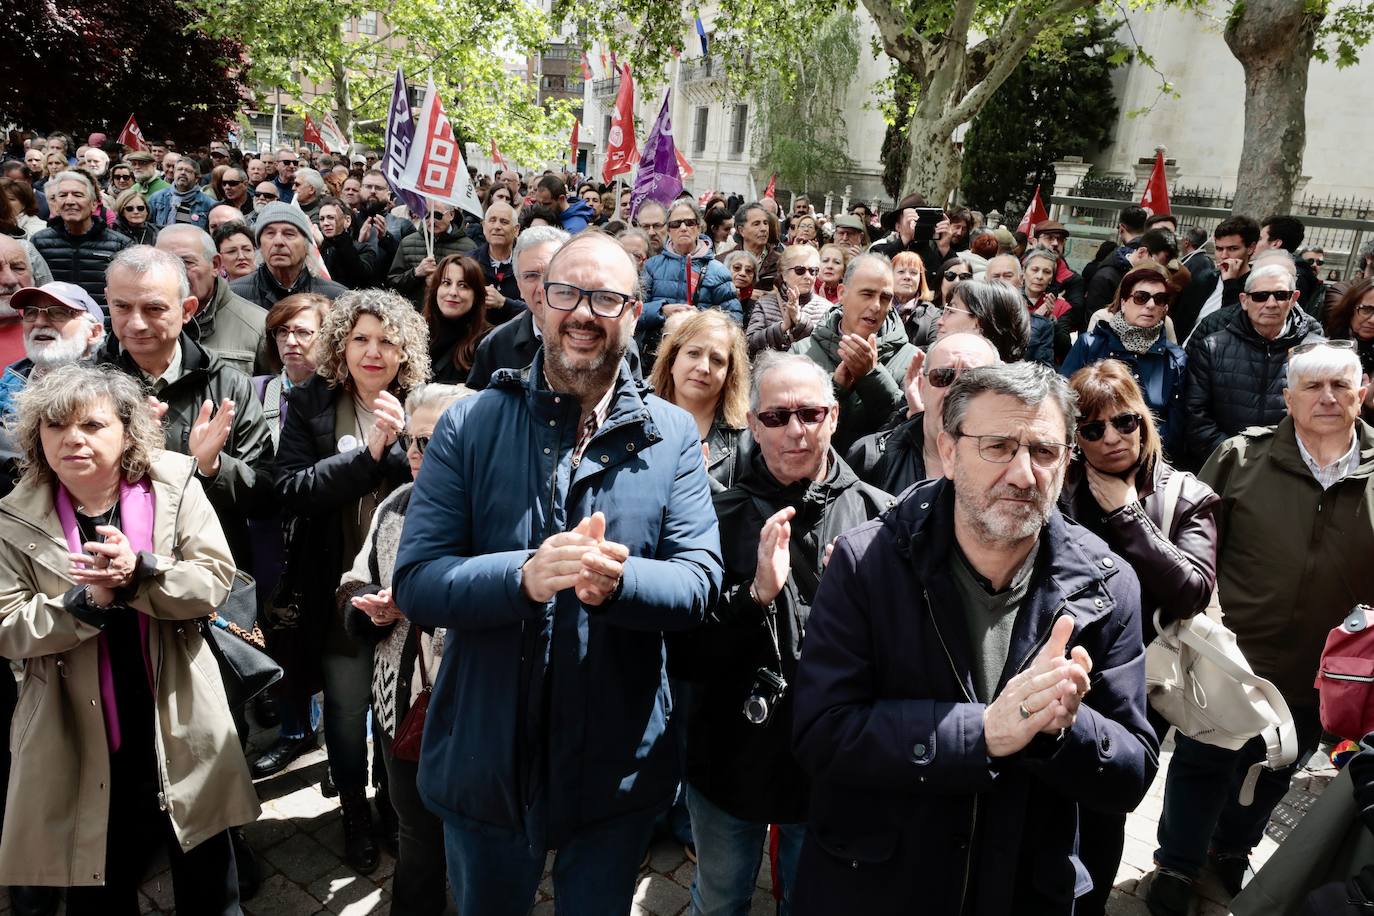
left=558, top=198, right=595, bottom=234
left=684, top=447, right=890, bottom=824
left=392, top=351, right=723, bottom=848
left=791, top=479, right=1159, bottom=915
left=790, top=309, right=918, bottom=453
left=1183, top=307, right=1323, bottom=466
left=230, top=263, right=346, bottom=310
left=640, top=238, right=744, bottom=335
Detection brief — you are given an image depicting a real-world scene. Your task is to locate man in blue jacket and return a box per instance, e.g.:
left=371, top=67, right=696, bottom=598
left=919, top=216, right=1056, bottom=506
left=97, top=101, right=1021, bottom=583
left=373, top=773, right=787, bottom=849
left=534, top=174, right=595, bottom=234
left=393, top=230, right=723, bottom=914
left=792, top=362, right=1158, bottom=915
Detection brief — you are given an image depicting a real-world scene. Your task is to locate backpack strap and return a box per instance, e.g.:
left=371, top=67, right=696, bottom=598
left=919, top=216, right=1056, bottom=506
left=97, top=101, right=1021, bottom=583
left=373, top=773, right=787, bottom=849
left=1158, top=465, right=1188, bottom=540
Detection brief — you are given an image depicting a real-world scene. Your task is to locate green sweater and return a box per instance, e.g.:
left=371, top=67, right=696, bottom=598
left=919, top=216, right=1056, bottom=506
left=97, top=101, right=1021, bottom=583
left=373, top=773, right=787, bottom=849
left=1200, top=416, right=1374, bottom=704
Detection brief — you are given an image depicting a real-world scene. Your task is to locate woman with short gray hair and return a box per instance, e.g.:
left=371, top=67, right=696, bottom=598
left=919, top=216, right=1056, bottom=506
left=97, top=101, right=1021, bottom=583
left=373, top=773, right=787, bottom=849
left=274, top=288, right=431, bottom=874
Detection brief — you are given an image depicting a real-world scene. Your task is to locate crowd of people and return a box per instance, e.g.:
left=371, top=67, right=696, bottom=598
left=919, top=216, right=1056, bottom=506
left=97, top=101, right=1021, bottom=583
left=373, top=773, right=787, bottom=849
left=0, top=127, right=1373, bottom=916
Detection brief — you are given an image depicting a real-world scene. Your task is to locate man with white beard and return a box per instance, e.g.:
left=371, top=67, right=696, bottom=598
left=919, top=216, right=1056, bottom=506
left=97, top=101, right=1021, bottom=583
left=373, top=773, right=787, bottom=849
left=0, top=281, right=106, bottom=417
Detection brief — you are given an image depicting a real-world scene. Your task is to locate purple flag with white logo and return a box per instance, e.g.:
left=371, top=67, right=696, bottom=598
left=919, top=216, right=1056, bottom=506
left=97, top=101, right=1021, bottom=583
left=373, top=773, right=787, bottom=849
left=629, top=91, right=683, bottom=220
left=384, top=67, right=427, bottom=218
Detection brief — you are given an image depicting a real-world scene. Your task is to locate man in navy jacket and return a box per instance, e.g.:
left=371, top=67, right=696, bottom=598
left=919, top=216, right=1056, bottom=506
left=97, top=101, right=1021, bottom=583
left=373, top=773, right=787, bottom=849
left=394, top=231, right=723, bottom=914
left=792, top=362, right=1158, bottom=915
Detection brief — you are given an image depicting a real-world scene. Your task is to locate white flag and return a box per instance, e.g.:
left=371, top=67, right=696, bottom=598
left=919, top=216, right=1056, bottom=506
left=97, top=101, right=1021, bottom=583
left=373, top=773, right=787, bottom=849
left=320, top=111, right=349, bottom=153
left=398, top=77, right=482, bottom=218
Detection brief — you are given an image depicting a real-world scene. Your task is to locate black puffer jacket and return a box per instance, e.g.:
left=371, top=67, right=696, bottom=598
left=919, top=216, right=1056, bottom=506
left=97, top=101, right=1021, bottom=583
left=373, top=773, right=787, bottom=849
left=1183, top=307, right=1323, bottom=467
left=682, top=447, right=891, bottom=824
left=30, top=220, right=132, bottom=306
left=844, top=412, right=928, bottom=497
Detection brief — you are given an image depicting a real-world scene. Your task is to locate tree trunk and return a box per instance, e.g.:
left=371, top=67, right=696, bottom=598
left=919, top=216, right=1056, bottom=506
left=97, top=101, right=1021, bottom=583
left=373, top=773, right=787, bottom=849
left=332, top=57, right=354, bottom=145
left=901, top=89, right=963, bottom=206
left=1225, top=0, right=1321, bottom=216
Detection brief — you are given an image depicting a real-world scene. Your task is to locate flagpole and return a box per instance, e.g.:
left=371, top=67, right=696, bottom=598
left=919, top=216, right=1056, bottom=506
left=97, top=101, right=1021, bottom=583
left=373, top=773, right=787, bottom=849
left=425, top=204, right=435, bottom=261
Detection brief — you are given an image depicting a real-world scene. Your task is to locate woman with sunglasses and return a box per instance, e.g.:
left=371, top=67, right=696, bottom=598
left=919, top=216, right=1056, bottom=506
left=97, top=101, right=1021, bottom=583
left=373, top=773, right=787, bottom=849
left=111, top=188, right=158, bottom=245
left=1059, top=359, right=1220, bottom=916
left=746, top=244, right=827, bottom=357
left=106, top=163, right=136, bottom=203
left=936, top=255, right=973, bottom=307
left=639, top=198, right=742, bottom=365
left=340, top=382, right=473, bottom=916
left=1322, top=278, right=1374, bottom=386
left=1061, top=266, right=1188, bottom=459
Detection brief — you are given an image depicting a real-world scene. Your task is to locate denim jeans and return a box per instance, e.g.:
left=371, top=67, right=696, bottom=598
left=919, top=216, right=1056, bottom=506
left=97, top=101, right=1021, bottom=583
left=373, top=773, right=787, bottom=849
left=320, top=646, right=374, bottom=793
left=442, top=805, right=661, bottom=916
left=686, top=784, right=803, bottom=916
left=377, top=730, right=451, bottom=915
left=1155, top=704, right=1322, bottom=877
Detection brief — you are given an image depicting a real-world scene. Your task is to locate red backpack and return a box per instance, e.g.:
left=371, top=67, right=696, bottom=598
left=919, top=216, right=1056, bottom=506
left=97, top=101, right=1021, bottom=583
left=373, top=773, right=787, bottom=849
left=1315, top=606, right=1374, bottom=740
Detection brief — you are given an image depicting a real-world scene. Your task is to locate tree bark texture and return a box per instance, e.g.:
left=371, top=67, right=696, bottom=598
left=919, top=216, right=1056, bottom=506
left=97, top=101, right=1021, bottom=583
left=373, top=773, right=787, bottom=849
left=1224, top=0, right=1322, bottom=217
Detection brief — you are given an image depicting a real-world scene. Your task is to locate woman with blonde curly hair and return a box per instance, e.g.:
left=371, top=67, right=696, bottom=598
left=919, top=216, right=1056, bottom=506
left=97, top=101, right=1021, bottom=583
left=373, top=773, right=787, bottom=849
left=0, top=364, right=257, bottom=913
left=650, top=309, right=751, bottom=489
left=272, top=289, right=430, bottom=875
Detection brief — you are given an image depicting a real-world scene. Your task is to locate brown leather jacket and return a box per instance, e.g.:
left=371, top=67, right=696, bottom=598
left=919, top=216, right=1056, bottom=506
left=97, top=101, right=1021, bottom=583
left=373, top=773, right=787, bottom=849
left=1059, top=457, right=1221, bottom=642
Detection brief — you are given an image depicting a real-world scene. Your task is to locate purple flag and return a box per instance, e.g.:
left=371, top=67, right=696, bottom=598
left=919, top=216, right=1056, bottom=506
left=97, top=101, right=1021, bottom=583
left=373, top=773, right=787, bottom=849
left=630, top=91, right=683, bottom=220
left=383, top=67, right=427, bottom=218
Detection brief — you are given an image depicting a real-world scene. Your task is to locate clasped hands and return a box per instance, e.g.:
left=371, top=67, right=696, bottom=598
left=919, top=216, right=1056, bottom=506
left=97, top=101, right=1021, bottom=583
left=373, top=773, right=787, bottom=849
left=521, top=512, right=628, bottom=606
left=984, top=615, right=1094, bottom=758
left=70, top=525, right=138, bottom=607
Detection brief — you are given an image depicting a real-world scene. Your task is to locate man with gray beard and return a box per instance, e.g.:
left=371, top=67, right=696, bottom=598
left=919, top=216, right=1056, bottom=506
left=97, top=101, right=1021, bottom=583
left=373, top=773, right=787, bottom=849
left=791, top=361, right=1158, bottom=915
left=0, top=234, right=54, bottom=369
left=0, top=281, right=106, bottom=417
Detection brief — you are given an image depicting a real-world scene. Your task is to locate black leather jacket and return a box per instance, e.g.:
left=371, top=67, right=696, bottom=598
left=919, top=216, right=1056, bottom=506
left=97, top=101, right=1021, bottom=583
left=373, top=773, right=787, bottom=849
left=1059, top=457, right=1221, bottom=642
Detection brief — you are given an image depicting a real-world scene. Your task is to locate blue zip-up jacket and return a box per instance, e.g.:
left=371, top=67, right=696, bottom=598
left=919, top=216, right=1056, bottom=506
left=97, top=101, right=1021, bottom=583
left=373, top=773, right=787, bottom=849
left=558, top=198, right=596, bottom=234
left=640, top=240, right=744, bottom=335
left=1060, top=318, right=1189, bottom=461
left=0, top=359, right=32, bottom=419
left=792, top=479, right=1158, bottom=914
left=146, top=186, right=217, bottom=228
left=393, top=351, right=723, bottom=848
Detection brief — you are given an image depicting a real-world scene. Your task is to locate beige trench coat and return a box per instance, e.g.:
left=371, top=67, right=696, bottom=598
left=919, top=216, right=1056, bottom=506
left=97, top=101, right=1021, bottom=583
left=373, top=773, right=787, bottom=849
left=0, top=451, right=260, bottom=887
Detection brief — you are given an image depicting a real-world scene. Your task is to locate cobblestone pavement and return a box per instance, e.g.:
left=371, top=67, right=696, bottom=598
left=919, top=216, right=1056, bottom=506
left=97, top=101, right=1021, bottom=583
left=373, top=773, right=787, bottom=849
left=4, top=731, right=1338, bottom=915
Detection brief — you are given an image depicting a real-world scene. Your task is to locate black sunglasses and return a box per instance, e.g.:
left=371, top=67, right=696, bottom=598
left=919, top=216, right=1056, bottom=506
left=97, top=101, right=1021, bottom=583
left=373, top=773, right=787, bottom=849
left=756, top=405, right=830, bottom=428
left=222, top=179, right=244, bottom=187
left=1246, top=289, right=1295, bottom=303
left=398, top=433, right=430, bottom=454
left=667, top=218, right=698, bottom=229
left=1127, top=290, right=1174, bottom=307
left=1078, top=412, right=1142, bottom=442
left=254, top=192, right=278, bottom=200
left=943, top=270, right=972, bottom=282
left=789, top=265, right=820, bottom=278
left=923, top=366, right=965, bottom=388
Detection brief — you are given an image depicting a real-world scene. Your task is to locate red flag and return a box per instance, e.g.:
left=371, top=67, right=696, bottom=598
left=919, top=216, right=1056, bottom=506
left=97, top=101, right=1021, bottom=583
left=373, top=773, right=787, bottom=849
left=1017, top=186, right=1048, bottom=236
left=675, top=148, right=694, bottom=179
left=570, top=118, right=580, bottom=168
left=1140, top=149, right=1171, bottom=216
left=116, top=114, right=148, bottom=152
left=763, top=174, right=776, bottom=199
left=490, top=139, right=509, bottom=172
left=398, top=77, right=482, bottom=217
left=580, top=52, right=593, bottom=80
left=601, top=65, right=638, bottom=184
left=302, top=115, right=325, bottom=150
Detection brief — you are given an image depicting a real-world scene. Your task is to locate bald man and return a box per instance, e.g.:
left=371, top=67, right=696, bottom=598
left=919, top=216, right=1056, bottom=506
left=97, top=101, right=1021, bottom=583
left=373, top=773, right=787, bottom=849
left=394, top=230, right=722, bottom=915
left=473, top=199, right=523, bottom=323
left=846, top=331, right=1001, bottom=493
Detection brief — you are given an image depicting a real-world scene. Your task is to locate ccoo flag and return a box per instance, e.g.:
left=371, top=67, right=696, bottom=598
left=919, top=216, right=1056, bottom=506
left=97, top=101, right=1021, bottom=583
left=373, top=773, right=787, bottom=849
left=629, top=90, right=683, bottom=220
left=1016, top=186, right=1048, bottom=236
left=601, top=65, right=638, bottom=184
left=383, top=68, right=427, bottom=218
left=117, top=114, right=148, bottom=152
left=398, top=77, right=483, bottom=219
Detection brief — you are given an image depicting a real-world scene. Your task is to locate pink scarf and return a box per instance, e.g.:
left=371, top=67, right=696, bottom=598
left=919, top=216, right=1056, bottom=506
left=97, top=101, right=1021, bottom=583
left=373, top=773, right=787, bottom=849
left=54, top=477, right=155, bottom=752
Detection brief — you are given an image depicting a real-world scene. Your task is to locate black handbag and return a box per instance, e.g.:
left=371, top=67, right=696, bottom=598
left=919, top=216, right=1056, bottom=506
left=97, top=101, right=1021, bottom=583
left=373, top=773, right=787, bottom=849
left=201, top=570, right=284, bottom=708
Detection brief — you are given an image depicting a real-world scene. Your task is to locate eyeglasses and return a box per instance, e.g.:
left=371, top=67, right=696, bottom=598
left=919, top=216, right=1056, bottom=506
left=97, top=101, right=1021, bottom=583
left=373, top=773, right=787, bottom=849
left=789, top=265, right=821, bottom=278
left=1306, top=258, right=1325, bottom=267
left=956, top=434, right=1069, bottom=469
left=255, top=192, right=278, bottom=201
left=667, top=218, right=698, bottom=229
left=1355, top=305, right=1374, bottom=320
left=755, top=405, right=831, bottom=428
left=923, top=366, right=965, bottom=388
left=638, top=221, right=666, bottom=232
left=122, top=204, right=147, bottom=213
left=1077, top=412, right=1142, bottom=442
left=543, top=281, right=635, bottom=318
left=1245, top=289, right=1295, bottom=303
left=398, top=433, right=429, bottom=454
left=1291, top=339, right=1356, bottom=357
left=271, top=326, right=316, bottom=342
left=20, top=304, right=80, bottom=325
left=111, top=173, right=133, bottom=181
left=943, top=270, right=973, bottom=282
left=278, top=159, right=297, bottom=165
left=1126, top=290, right=1174, bottom=307
left=941, top=305, right=974, bottom=319
left=221, top=179, right=243, bottom=187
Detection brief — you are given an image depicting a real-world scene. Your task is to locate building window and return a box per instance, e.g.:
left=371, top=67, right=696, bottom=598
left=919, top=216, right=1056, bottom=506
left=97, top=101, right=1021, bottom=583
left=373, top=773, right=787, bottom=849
left=693, top=107, right=708, bottom=156
left=729, top=104, right=748, bottom=157
left=602, top=114, right=612, bottom=147
left=358, top=12, right=378, bottom=34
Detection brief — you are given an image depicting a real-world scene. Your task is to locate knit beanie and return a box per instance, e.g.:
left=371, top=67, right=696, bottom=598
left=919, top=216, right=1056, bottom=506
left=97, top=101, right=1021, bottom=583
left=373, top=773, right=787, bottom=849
left=254, top=201, right=314, bottom=244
